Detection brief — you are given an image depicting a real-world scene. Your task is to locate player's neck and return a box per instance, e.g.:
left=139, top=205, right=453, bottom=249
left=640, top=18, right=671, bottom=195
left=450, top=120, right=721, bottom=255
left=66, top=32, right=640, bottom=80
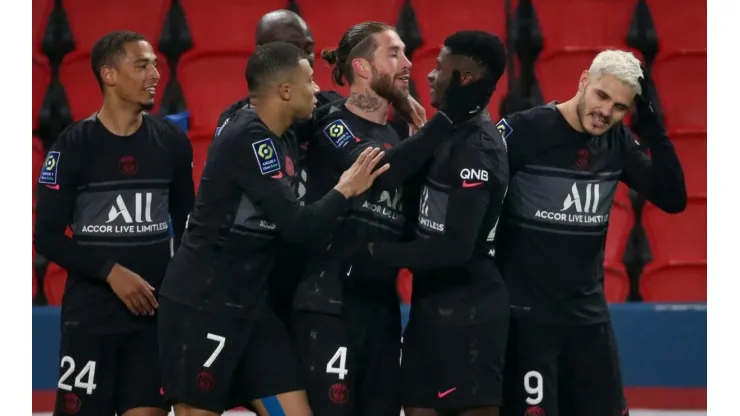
left=556, top=98, right=586, bottom=133
left=345, top=85, right=389, bottom=125
left=252, top=102, right=292, bottom=136
left=98, top=98, right=144, bottom=137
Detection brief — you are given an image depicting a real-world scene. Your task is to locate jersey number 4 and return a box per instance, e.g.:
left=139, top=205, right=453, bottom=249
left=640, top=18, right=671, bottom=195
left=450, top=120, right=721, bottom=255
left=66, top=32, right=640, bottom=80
left=58, top=356, right=97, bottom=395
left=326, top=346, right=349, bottom=380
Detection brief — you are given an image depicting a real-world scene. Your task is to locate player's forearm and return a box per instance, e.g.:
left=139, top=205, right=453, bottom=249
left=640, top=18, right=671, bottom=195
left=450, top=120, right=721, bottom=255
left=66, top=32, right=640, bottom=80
left=262, top=189, right=349, bottom=242
left=169, top=186, right=195, bottom=250
left=372, top=114, right=454, bottom=189
left=639, top=132, right=688, bottom=213
left=33, top=228, right=115, bottom=280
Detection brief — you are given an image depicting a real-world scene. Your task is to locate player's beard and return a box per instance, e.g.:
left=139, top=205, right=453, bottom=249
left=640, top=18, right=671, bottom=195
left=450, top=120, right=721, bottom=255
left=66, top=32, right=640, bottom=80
left=370, top=67, right=408, bottom=106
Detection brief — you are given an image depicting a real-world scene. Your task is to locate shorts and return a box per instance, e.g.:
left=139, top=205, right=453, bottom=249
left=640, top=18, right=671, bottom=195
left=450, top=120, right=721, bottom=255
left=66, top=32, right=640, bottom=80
left=53, top=323, right=166, bottom=415
left=502, top=320, right=629, bottom=416
left=158, top=298, right=303, bottom=413
left=291, top=311, right=402, bottom=416
left=401, top=315, right=509, bottom=410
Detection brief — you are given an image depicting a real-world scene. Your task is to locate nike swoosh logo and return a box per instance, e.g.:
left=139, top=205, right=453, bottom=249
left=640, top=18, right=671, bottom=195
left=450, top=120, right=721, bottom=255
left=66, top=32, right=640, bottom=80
left=462, top=181, right=483, bottom=188
left=45, top=184, right=60, bottom=190
left=346, top=265, right=352, bottom=276
left=437, top=387, right=456, bottom=398
left=271, top=171, right=284, bottom=179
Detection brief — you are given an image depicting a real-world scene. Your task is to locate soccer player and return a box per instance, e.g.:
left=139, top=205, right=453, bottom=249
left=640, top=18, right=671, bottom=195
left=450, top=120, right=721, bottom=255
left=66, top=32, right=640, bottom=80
left=157, top=42, right=389, bottom=416
left=290, top=22, right=496, bottom=416
left=368, top=31, right=509, bottom=416
left=33, top=31, right=194, bottom=416
left=496, top=50, right=687, bottom=416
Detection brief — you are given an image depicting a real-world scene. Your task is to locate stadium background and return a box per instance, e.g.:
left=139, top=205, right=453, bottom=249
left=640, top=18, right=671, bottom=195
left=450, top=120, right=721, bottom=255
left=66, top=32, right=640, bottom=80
left=31, top=0, right=707, bottom=414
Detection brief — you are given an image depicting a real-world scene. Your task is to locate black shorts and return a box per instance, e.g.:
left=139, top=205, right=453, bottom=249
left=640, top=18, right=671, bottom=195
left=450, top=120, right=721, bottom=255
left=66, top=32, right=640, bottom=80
left=158, top=298, right=303, bottom=413
left=502, top=320, right=629, bottom=416
left=291, top=311, right=402, bottom=416
left=54, top=323, right=166, bottom=415
left=401, top=315, right=509, bottom=410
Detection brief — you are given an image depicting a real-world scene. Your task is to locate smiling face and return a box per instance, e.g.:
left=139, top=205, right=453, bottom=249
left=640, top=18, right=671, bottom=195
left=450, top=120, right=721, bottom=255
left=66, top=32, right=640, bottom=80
left=101, top=40, right=161, bottom=111
left=365, top=29, right=411, bottom=103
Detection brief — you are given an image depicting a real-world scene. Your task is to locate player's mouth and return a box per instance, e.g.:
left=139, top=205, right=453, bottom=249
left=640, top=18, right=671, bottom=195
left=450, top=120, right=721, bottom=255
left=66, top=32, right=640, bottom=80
left=396, top=74, right=410, bottom=84
left=590, top=113, right=609, bottom=128
left=145, top=85, right=157, bottom=96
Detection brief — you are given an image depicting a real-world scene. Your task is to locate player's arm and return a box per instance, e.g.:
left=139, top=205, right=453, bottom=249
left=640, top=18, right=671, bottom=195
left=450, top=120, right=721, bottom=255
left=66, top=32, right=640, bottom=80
left=319, top=113, right=454, bottom=189
left=620, top=125, right=687, bottom=214
left=168, top=128, right=195, bottom=249
left=229, top=126, right=385, bottom=243
left=371, top=141, right=504, bottom=269
left=33, top=131, right=118, bottom=279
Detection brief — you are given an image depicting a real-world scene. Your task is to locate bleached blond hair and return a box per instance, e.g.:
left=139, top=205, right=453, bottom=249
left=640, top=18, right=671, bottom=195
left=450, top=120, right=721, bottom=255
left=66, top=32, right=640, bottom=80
left=588, top=50, right=644, bottom=95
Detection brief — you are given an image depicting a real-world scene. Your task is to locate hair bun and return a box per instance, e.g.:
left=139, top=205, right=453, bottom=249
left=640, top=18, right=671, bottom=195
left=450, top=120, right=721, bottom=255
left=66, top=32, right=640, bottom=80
left=320, top=48, right=339, bottom=65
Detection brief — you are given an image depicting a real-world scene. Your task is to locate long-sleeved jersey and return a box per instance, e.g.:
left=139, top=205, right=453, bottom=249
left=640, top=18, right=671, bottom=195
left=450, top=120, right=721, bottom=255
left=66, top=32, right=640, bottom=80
left=33, top=113, right=194, bottom=333
left=160, top=109, right=350, bottom=319
left=494, top=104, right=687, bottom=325
left=372, top=116, right=510, bottom=324
left=292, top=101, right=456, bottom=321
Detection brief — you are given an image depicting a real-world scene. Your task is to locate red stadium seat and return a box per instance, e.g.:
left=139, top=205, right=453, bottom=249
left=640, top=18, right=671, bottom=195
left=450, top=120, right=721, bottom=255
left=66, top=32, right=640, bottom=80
left=604, top=263, right=630, bottom=303
left=532, top=0, right=635, bottom=54
left=671, top=130, right=706, bottom=198
left=300, top=0, right=403, bottom=50
left=643, top=197, right=706, bottom=262
left=44, top=262, right=68, bottom=306
left=605, top=201, right=634, bottom=264
left=60, top=52, right=170, bottom=121
left=397, top=268, right=413, bottom=305
left=178, top=50, right=250, bottom=132
left=640, top=261, right=706, bottom=302
left=536, top=47, right=640, bottom=103
left=62, top=0, right=170, bottom=50
left=33, top=0, right=54, bottom=53
left=180, top=0, right=285, bottom=51
left=188, top=132, right=214, bottom=191
left=614, top=182, right=631, bottom=208
left=33, top=55, right=51, bottom=129
left=33, top=137, right=45, bottom=192
left=648, top=0, right=707, bottom=54
left=652, top=51, right=706, bottom=131
left=410, top=0, right=506, bottom=57
left=411, top=46, right=509, bottom=119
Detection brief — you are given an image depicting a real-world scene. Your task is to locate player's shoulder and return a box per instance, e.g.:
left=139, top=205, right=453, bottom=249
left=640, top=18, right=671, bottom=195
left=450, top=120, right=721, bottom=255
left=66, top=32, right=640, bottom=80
left=312, top=100, right=358, bottom=148
left=216, top=107, right=276, bottom=148
left=54, top=114, right=100, bottom=148
left=496, top=104, right=560, bottom=141
left=315, top=90, right=344, bottom=108
left=217, top=96, right=251, bottom=129
left=144, top=113, right=188, bottom=139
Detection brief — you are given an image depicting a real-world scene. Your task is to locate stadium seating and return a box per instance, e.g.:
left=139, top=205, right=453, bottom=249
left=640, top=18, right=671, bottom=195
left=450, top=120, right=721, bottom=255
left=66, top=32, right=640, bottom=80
left=652, top=51, right=706, bottom=131
left=648, top=0, right=707, bottom=54
left=410, top=0, right=506, bottom=57
left=397, top=268, right=413, bottom=305
left=180, top=0, right=286, bottom=51
left=178, top=50, right=250, bottom=133
left=33, top=137, right=45, bottom=193
left=604, top=263, right=630, bottom=303
left=606, top=199, right=634, bottom=264
left=44, top=262, right=67, bottom=306
left=300, top=0, right=404, bottom=51
left=313, top=61, right=350, bottom=98
left=187, top=131, right=214, bottom=190
left=410, top=46, right=509, bottom=118
left=59, top=52, right=170, bottom=121
left=62, top=0, right=170, bottom=50
left=640, top=261, right=706, bottom=302
left=33, top=55, right=51, bottom=129
left=671, top=131, right=707, bottom=198
left=32, top=0, right=54, bottom=53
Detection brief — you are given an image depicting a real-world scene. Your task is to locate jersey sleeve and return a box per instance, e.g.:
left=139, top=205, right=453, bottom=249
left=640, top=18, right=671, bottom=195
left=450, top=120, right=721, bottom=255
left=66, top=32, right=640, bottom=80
left=314, top=112, right=455, bottom=189
left=495, top=112, right=528, bottom=172
left=33, top=129, right=117, bottom=280
left=620, top=125, right=687, bottom=213
left=167, top=125, right=195, bottom=249
left=226, top=123, right=350, bottom=242
left=372, top=134, right=506, bottom=269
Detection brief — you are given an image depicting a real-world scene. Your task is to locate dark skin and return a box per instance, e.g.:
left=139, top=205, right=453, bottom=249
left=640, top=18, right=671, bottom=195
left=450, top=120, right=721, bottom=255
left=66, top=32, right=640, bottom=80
left=255, top=10, right=315, bottom=67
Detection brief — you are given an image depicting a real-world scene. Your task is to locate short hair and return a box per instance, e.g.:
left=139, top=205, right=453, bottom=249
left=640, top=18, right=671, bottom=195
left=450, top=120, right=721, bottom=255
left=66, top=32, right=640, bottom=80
left=588, top=50, right=644, bottom=95
left=90, top=31, right=147, bottom=89
left=255, top=10, right=307, bottom=46
left=443, top=31, right=507, bottom=85
left=320, top=21, right=395, bottom=86
left=246, top=41, right=307, bottom=94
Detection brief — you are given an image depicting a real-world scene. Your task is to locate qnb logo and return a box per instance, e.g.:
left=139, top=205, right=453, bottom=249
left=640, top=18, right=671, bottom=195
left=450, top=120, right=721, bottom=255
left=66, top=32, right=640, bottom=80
left=561, top=183, right=600, bottom=214
left=460, top=168, right=488, bottom=182
left=107, top=193, right=153, bottom=224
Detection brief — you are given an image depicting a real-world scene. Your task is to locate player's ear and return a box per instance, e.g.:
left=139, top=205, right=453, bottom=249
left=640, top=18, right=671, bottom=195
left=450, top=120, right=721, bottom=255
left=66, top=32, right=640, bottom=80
left=100, top=65, right=116, bottom=87
left=578, top=70, right=589, bottom=92
left=460, top=71, right=474, bottom=86
left=350, top=57, right=372, bottom=81
left=277, top=82, right=292, bottom=101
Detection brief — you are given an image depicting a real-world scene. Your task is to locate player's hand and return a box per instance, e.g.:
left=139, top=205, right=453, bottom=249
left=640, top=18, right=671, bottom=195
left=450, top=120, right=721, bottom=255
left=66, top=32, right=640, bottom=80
left=633, top=64, right=665, bottom=137
left=393, top=95, right=427, bottom=131
left=335, top=147, right=390, bottom=198
left=438, top=70, right=495, bottom=124
left=106, top=264, right=158, bottom=316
